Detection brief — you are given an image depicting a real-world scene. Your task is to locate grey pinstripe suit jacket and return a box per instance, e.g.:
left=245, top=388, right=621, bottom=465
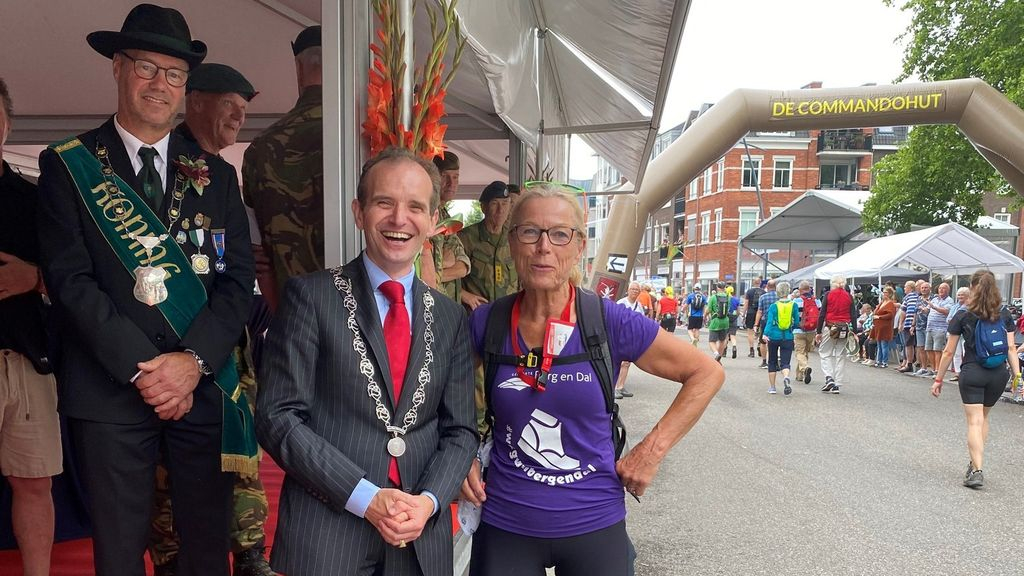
left=256, top=255, right=477, bottom=576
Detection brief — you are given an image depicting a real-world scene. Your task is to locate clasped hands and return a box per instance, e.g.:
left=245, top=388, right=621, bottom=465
left=365, top=489, right=434, bottom=547
left=135, top=352, right=200, bottom=420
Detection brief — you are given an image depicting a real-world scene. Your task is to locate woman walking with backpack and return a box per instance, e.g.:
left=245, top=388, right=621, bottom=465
left=932, top=270, right=1020, bottom=488
left=762, top=281, right=799, bottom=395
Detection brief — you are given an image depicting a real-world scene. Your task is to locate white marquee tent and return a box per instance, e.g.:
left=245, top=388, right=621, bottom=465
left=815, top=222, right=1024, bottom=280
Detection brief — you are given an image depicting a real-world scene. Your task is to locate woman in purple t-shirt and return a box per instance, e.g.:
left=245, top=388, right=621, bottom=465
left=460, top=184, right=725, bottom=576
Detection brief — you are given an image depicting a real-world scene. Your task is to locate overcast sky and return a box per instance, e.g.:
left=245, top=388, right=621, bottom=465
left=568, top=0, right=916, bottom=179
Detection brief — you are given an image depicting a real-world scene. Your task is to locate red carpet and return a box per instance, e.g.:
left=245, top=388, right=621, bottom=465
left=0, top=457, right=284, bottom=576
left=0, top=458, right=459, bottom=575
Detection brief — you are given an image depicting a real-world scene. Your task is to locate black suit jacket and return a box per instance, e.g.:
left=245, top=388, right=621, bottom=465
left=36, top=117, right=254, bottom=424
left=256, top=255, right=477, bottom=576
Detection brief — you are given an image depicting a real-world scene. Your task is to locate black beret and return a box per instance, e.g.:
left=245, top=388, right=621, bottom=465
left=292, top=25, right=321, bottom=56
left=433, top=151, right=459, bottom=172
left=479, top=181, right=509, bottom=203
left=186, top=63, right=257, bottom=101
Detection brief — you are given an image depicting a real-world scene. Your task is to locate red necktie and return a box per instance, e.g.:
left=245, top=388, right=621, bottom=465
left=379, top=280, right=410, bottom=487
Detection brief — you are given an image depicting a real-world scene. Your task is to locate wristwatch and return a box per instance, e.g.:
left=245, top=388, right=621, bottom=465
left=184, top=348, right=213, bottom=376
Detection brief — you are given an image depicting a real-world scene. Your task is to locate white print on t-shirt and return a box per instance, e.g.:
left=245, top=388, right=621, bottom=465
left=506, top=419, right=597, bottom=487
left=497, top=376, right=531, bottom=391
left=498, top=369, right=594, bottom=392
left=518, top=409, right=580, bottom=470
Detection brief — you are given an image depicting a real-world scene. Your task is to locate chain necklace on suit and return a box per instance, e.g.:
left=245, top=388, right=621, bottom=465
left=331, top=266, right=435, bottom=458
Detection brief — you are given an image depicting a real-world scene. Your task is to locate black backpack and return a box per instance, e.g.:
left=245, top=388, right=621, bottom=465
left=482, top=287, right=626, bottom=460
left=712, top=294, right=729, bottom=319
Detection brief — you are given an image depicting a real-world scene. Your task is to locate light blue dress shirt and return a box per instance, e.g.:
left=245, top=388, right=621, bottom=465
left=345, top=254, right=439, bottom=518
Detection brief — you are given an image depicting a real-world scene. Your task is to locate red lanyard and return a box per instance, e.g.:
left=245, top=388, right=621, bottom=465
left=510, top=286, right=575, bottom=391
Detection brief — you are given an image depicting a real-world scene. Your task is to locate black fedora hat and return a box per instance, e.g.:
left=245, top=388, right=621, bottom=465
left=87, top=3, right=207, bottom=69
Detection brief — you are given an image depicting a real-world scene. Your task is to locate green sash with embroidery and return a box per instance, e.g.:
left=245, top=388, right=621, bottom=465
left=51, top=136, right=258, bottom=476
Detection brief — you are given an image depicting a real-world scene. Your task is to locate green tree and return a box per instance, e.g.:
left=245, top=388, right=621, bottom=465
left=863, top=0, right=1024, bottom=234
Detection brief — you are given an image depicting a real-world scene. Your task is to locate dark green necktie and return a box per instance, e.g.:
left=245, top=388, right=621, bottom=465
left=137, top=147, right=163, bottom=212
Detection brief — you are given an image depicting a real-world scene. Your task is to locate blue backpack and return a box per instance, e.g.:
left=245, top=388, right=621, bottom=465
left=975, top=312, right=1009, bottom=369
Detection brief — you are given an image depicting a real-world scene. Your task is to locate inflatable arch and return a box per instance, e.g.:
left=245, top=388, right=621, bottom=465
left=589, top=79, right=1024, bottom=296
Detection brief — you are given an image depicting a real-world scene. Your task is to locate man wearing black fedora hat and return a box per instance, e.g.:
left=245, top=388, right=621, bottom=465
left=36, top=4, right=256, bottom=575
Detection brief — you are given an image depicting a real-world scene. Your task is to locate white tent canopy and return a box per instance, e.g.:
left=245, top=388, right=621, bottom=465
left=815, top=222, right=1024, bottom=279
left=776, top=258, right=923, bottom=283
left=741, top=190, right=873, bottom=252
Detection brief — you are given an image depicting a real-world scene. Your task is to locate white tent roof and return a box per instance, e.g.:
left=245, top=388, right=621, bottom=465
left=741, top=190, right=873, bottom=251
left=815, top=222, right=1024, bottom=279
left=2, top=0, right=687, bottom=193
left=778, top=257, right=922, bottom=283
left=456, top=0, right=687, bottom=188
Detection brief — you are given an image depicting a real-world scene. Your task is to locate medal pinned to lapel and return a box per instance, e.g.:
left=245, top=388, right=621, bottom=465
left=211, top=228, right=227, bottom=273
left=189, top=228, right=210, bottom=275
left=175, top=230, right=187, bottom=245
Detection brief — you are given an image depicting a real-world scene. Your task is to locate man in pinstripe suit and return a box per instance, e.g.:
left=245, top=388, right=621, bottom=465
left=256, top=147, right=477, bottom=576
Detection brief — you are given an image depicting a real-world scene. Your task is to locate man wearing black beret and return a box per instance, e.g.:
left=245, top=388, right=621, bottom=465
left=35, top=4, right=256, bottom=575
left=141, top=62, right=272, bottom=576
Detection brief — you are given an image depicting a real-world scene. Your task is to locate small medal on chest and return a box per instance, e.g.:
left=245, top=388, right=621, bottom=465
left=387, top=436, right=407, bottom=458
left=189, top=228, right=210, bottom=274
left=211, top=228, right=227, bottom=273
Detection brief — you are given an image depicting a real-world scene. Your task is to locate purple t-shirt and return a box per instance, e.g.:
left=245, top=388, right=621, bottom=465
left=470, top=298, right=660, bottom=538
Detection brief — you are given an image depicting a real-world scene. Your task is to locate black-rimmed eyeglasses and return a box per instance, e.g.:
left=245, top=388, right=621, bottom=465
left=511, top=225, right=578, bottom=246
left=119, top=52, right=189, bottom=88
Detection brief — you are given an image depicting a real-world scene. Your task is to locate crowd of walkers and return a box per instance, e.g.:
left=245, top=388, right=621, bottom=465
left=640, top=270, right=1021, bottom=490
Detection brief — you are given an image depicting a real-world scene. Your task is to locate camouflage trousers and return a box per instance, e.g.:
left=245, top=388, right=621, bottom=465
left=148, top=340, right=268, bottom=565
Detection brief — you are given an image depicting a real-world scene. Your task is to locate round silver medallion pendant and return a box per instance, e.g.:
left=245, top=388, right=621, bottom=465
left=387, top=436, right=407, bottom=458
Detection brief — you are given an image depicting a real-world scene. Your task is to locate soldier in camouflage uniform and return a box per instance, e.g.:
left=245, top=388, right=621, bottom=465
left=430, top=152, right=470, bottom=301
left=458, top=180, right=518, bottom=308
left=148, top=63, right=275, bottom=576
left=458, top=181, right=518, bottom=430
left=243, top=25, right=324, bottom=312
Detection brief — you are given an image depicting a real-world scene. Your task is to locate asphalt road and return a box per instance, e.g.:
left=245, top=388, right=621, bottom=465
left=620, top=331, right=1024, bottom=576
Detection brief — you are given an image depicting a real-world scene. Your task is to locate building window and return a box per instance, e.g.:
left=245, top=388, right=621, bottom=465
left=820, top=162, right=855, bottom=188
left=588, top=226, right=596, bottom=239
left=687, top=215, right=697, bottom=243
left=994, top=212, right=1011, bottom=223
left=703, top=167, right=713, bottom=195
left=742, top=158, right=762, bottom=189
left=770, top=207, right=784, bottom=218
left=689, top=179, right=698, bottom=200
left=717, top=159, right=725, bottom=190
left=738, top=208, right=758, bottom=238
left=700, top=212, right=711, bottom=244
left=773, top=159, right=793, bottom=189
left=714, top=209, right=723, bottom=242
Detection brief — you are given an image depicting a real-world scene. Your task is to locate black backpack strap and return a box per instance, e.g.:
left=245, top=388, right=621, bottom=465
left=482, top=294, right=518, bottom=438
left=574, top=287, right=627, bottom=459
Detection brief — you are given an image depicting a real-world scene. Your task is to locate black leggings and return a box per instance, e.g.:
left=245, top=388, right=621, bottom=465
left=958, top=362, right=1009, bottom=406
left=470, top=520, right=633, bottom=576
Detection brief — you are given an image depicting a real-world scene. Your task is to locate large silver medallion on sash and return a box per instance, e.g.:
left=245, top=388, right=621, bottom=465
left=331, top=267, right=433, bottom=461
left=132, top=234, right=169, bottom=306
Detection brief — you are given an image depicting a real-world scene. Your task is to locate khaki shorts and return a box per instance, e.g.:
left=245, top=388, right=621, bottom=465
left=1, top=349, right=63, bottom=478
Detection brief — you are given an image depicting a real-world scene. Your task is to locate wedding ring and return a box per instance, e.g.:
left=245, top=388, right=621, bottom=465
left=399, top=540, right=407, bottom=548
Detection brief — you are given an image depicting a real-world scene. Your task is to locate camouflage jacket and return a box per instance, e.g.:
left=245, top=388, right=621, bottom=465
left=429, top=205, right=470, bottom=302
left=458, top=220, right=518, bottom=302
left=242, top=85, right=324, bottom=295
